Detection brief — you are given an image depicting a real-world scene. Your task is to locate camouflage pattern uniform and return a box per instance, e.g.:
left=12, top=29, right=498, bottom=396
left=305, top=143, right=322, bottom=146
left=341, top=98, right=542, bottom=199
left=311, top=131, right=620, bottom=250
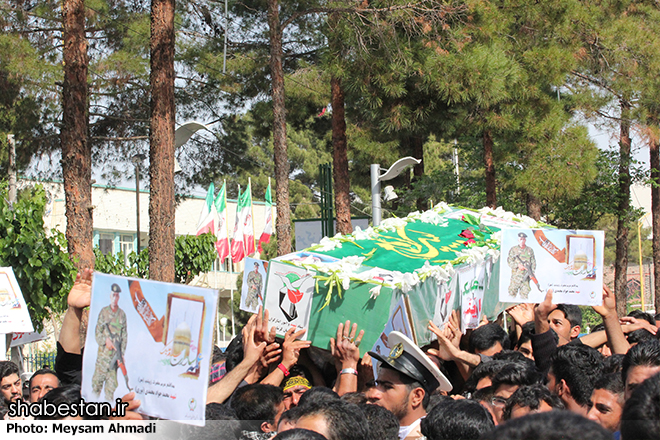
left=91, top=305, right=127, bottom=401
left=507, top=245, right=536, bottom=299
left=245, top=270, right=263, bottom=309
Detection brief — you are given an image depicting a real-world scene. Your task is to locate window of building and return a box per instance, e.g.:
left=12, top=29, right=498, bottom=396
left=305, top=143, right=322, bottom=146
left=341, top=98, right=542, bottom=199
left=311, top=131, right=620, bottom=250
left=120, top=235, right=134, bottom=265
left=99, top=233, right=114, bottom=255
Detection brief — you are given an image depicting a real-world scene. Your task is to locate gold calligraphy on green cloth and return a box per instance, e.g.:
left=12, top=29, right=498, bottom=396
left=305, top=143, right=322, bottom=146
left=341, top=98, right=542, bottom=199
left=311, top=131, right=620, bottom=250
left=315, top=218, right=493, bottom=273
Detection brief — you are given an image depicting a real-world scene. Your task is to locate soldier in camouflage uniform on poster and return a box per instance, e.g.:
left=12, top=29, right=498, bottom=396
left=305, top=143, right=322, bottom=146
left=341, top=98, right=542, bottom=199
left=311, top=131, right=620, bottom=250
left=91, top=283, right=127, bottom=401
left=245, top=262, right=263, bottom=310
left=507, top=232, right=536, bottom=299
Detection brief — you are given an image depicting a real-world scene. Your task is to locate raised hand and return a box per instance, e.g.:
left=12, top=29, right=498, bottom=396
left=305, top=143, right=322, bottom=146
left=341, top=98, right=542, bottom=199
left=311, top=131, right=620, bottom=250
left=330, top=321, right=364, bottom=369
left=69, top=268, right=93, bottom=310
left=281, top=327, right=311, bottom=369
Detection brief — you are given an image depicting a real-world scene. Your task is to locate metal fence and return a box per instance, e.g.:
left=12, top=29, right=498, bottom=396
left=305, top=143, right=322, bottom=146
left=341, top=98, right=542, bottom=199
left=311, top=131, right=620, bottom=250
left=24, top=352, right=57, bottom=373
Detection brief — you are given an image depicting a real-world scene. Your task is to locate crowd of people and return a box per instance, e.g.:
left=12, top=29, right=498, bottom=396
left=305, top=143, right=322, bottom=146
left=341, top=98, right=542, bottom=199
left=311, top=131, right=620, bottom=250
left=1, top=268, right=660, bottom=440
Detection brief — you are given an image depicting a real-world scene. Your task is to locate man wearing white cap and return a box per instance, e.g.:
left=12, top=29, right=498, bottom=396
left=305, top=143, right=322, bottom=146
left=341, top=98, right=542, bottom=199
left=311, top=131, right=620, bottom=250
left=367, top=331, right=452, bottom=440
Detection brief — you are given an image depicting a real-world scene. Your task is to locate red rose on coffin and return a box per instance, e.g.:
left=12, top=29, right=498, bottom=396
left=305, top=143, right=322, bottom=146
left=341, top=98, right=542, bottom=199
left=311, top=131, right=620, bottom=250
left=464, top=239, right=476, bottom=246
left=459, top=229, right=475, bottom=239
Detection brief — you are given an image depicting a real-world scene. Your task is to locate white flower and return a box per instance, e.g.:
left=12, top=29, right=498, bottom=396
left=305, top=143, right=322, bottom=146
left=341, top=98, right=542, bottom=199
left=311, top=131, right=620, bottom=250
left=378, top=217, right=409, bottom=231
left=314, top=236, right=341, bottom=251
left=369, top=285, right=382, bottom=299
left=433, top=202, right=450, bottom=213
left=419, top=210, right=447, bottom=225
left=416, top=261, right=456, bottom=284
left=487, top=248, right=501, bottom=260
left=341, top=276, right=351, bottom=290
left=519, top=216, right=539, bottom=228
left=353, top=226, right=379, bottom=241
left=391, top=271, right=419, bottom=293
left=454, top=247, right=489, bottom=265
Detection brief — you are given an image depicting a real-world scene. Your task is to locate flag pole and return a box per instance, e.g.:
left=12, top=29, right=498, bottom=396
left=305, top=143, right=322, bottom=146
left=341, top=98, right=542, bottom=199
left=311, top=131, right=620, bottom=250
left=250, top=177, right=256, bottom=256
left=231, top=183, right=240, bottom=338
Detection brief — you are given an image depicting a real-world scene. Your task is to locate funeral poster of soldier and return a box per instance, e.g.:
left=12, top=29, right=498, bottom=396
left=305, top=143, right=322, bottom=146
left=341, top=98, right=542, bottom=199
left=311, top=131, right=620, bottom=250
left=498, top=228, right=604, bottom=306
left=0, top=267, right=34, bottom=334
left=81, top=273, right=219, bottom=426
left=240, top=257, right=268, bottom=314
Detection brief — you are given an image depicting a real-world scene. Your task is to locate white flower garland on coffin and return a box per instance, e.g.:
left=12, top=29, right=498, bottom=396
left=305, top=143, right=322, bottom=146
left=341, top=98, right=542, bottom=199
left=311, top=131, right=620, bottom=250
left=294, top=203, right=539, bottom=301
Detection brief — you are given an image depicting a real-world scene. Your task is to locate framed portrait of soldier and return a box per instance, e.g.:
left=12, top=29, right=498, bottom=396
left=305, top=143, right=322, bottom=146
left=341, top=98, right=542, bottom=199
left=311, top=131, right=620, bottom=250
left=240, top=258, right=268, bottom=314
left=499, top=228, right=604, bottom=306
left=81, top=273, right=218, bottom=426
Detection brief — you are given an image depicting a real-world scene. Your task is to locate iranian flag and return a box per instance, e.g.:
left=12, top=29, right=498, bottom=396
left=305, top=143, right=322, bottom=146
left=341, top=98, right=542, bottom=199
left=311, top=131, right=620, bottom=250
left=231, top=187, right=245, bottom=263
left=241, top=181, right=256, bottom=256
left=258, top=182, right=273, bottom=252
left=214, top=182, right=230, bottom=260
left=196, top=183, right=216, bottom=236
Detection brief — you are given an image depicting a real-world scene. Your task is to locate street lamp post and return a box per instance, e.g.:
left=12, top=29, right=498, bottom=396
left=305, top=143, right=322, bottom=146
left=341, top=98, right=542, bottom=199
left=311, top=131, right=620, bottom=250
left=220, top=317, right=228, bottom=343
left=371, top=157, right=421, bottom=226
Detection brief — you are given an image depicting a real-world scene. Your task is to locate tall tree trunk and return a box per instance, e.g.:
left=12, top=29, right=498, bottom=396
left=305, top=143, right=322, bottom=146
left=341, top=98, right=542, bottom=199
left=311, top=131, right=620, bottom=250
left=268, top=0, right=291, bottom=256
left=410, top=135, right=426, bottom=211
left=526, top=193, right=541, bottom=220
left=149, top=0, right=176, bottom=282
left=331, top=77, right=351, bottom=235
left=614, top=100, right=632, bottom=316
left=650, top=139, right=660, bottom=313
left=62, top=0, right=93, bottom=271
left=483, top=130, right=496, bottom=208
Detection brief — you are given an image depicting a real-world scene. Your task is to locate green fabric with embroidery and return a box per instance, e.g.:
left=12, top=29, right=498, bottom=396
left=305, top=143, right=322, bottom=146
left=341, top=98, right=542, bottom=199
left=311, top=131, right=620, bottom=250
left=314, top=218, right=497, bottom=272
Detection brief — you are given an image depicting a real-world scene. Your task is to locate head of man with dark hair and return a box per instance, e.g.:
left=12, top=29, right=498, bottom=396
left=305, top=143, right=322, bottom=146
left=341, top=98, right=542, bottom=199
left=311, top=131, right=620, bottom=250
left=620, top=372, right=660, bottom=440
left=359, top=403, right=399, bottom=440
left=36, top=385, right=92, bottom=420
left=224, top=333, right=244, bottom=372
left=468, top=323, right=509, bottom=356
left=420, top=398, right=494, bottom=440
left=515, top=321, right=535, bottom=360
left=367, top=332, right=451, bottom=439
left=547, top=344, right=603, bottom=415
left=462, top=360, right=510, bottom=395
left=272, top=428, right=328, bottom=440
left=29, top=368, right=60, bottom=403
left=282, top=366, right=314, bottom=410
left=627, top=328, right=656, bottom=345
left=603, top=354, right=624, bottom=375
left=294, top=399, right=368, bottom=440
left=189, top=403, right=241, bottom=440
left=627, top=310, right=656, bottom=326
left=0, top=361, right=21, bottom=406
left=621, top=339, right=660, bottom=400
left=297, top=386, right=338, bottom=408
left=481, top=410, right=611, bottom=440
left=548, top=304, right=582, bottom=345
left=587, top=373, right=624, bottom=433
left=502, top=384, right=564, bottom=421
left=489, top=361, right=544, bottom=423
left=231, top=383, right=285, bottom=435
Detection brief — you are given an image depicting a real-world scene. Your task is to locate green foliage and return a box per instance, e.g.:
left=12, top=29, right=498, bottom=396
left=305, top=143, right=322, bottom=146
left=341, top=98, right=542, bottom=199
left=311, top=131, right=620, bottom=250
left=94, top=233, right=217, bottom=285
left=0, top=184, right=77, bottom=331
left=94, top=248, right=149, bottom=279
left=580, top=306, right=603, bottom=333
left=174, top=233, right=218, bottom=284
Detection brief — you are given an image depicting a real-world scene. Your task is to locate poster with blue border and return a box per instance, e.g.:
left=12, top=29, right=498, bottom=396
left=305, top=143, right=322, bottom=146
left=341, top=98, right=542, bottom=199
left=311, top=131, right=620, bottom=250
left=499, top=228, right=604, bottom=306
left=81, top=273, right=218, bottom=426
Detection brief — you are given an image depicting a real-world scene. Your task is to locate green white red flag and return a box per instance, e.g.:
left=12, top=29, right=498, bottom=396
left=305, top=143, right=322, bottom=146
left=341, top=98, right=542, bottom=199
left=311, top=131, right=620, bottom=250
left=231, top=187, right=245, bottom=263
left=241, top=181, right=256, bottom=256
left=214, top=182, right=230, bottom=260
left=258, top=182, right=273, bottom=252
left=196, top=183, right=216, bottom=236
